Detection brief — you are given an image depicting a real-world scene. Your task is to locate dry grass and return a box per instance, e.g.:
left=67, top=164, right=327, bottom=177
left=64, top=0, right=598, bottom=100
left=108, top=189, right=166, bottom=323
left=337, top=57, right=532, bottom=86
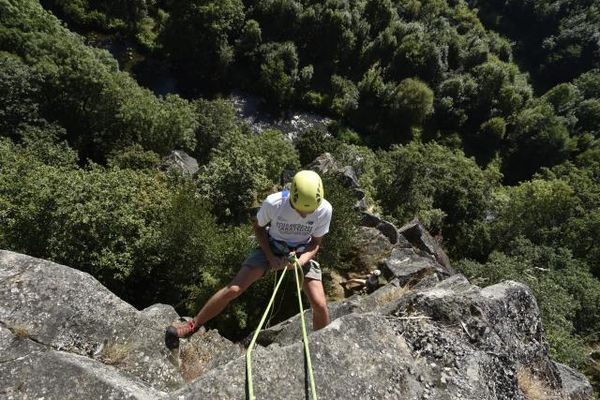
left=12, top=325, right=31, bottom=338
left=517, top=368, right=562, bottom=400
left=180, top=344, right=208, bottom=382
left=100, top=341, right=131, bottom=365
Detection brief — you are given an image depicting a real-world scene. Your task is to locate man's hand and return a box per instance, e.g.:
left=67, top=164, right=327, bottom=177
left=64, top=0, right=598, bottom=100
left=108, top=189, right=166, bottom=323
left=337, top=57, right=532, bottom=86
left=267, top=254, right=286, bottom=270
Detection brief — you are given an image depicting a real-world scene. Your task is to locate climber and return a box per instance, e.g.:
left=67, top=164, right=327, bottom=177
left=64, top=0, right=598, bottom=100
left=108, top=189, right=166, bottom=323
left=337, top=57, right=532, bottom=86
left=165, top=170, right=333, bottom=349
left=341, top=269, right=382, bottom=294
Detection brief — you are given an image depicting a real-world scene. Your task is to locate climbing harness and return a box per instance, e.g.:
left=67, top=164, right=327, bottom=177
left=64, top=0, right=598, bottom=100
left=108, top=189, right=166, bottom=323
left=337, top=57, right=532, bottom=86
left=246, top=252, right=318, bottom=400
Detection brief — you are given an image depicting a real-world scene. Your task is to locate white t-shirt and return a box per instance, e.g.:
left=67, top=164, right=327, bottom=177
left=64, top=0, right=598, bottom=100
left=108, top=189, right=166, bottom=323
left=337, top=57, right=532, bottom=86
left=257, top=191, right=333, bottom=247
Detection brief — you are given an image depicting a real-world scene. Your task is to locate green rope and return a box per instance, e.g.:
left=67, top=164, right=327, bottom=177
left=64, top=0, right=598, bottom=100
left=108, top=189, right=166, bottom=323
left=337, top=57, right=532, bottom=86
left=291, top=253, right=318, bottom=400
left=246, top=254, right=318, bottom=400
left=246, top=266, right=288, bottom=400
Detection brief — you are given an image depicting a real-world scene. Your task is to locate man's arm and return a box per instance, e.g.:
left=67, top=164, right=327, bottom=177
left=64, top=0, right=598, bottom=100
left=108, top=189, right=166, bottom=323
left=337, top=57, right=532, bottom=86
left=293, top=235, right=324, bottom=268
left=253, top=221, right=284, bottom=270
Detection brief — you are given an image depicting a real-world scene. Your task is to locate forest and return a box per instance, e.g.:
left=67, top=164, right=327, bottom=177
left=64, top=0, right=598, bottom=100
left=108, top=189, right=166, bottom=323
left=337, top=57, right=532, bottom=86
left=1, top=0, right=599, bottom=391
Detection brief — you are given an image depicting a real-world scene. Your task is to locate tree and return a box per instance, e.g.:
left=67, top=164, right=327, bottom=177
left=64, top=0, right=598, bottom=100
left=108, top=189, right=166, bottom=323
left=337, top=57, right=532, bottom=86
left=258, top=42, right=299, bottom=107
left=329, top=75, right=359, bottom=118
left=0, top=56, right=42, bottom=139
left=161, top=0, right=245, bottom=89
left=192, top=98, right=240, bottom=164
left=373, top=142, right=500, bottom=257
left=294, top=129, right=339, bottom=166
left=503, top=101, right=575, bottom=183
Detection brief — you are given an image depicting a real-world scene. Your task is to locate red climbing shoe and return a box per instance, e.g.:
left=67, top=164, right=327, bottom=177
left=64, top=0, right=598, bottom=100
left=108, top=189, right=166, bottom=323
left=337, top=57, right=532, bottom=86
left=164, top=319, right=199, bottom=349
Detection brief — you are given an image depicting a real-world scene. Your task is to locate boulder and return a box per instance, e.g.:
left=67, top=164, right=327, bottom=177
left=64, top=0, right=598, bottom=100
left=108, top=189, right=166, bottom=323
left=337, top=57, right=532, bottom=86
left=383, top=247, right=451, bottom=287
left=554, top=362, right=594, bottom=399
left=361, top=212, right=411, bottom=246
left=398, top=220, right=453, bottom=273
left=174, top=275, right=580, bottom=400
left=352, top=226, right=395, bottom=272
left=1, top=250, right=594, bottom=399
left=162, top=150, right=199, bottom=176
left=0, top=250, right=184, bottom=392
left=0, top=326, right=167, bottom=399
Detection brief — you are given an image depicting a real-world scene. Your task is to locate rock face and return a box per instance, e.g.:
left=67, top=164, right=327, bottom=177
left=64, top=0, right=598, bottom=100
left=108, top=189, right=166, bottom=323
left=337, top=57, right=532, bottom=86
left=308, top=153, right=369, bottom=212
left=1, top=247, right=594, bottom=400
left=0, top=250, right=182, bottom=398
left=162, top=150, right=199, bottom=176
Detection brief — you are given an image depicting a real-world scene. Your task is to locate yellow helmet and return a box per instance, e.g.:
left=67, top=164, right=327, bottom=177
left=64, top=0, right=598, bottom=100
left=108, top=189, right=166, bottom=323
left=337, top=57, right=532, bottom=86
left=290, top=170, right=324, bottom=213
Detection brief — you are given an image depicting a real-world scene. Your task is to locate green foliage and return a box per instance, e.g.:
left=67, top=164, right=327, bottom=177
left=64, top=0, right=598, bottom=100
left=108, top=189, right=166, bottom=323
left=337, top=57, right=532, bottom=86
left=384, top=77, right=434, bottom=140
left=317, top=174, right=361, bottom=271
left=0, top=137, right=287, bottom=338
left=329, top=75, right=359, bottom=118
left=257, top=42, right=299, bottom=107
left=0, top=139, right=171, bottom=294
left=106, top=144, right=160, bottom=170
left=43, top=0, right=150, bottom=31
left=250, top=129, right=301, bottom=182
left=192, top=98, right=240, bottom=164
left=293, top=129, right=339, bottom=166
left=1, top=0, right=197, bottom=161
left=160, top=0, right=245, bottom=87
left=477, top=117, right=506, bottom=156
left=0, top=55, right=42, bottom=139
left=468, top=0, right=600, bottom=89
left=503, top=101, right=575, bottom=184
left=195, top=129, right=299, bottom=222
left=489, top=178, right=579, bottom=248
left=373, top=142, right=501, bottom=257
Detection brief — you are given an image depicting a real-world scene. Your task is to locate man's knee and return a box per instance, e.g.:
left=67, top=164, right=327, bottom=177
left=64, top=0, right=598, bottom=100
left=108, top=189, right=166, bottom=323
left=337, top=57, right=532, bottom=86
left=223, top=284, right=245, bottom=300
left=311, top=297, right=328, bottom=314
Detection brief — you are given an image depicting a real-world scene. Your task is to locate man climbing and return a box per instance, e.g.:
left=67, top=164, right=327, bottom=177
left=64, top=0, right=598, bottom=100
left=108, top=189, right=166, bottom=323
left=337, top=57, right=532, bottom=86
left=165, top=170, right=333, bottom=349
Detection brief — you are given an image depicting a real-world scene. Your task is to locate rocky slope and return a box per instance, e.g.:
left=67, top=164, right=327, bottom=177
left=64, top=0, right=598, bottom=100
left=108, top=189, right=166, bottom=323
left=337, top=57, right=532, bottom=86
left=0, top=234, right=593, bottom=399
left=0, top=154, right=594, bottom=399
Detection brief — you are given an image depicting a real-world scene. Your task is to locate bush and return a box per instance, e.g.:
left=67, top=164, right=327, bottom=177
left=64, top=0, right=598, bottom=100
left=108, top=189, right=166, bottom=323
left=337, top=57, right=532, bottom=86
left=373, top=142, right=500, bottom=257
left=317, top=174, right=361, bottom=271
left=294, top=129, right=339, bottom=166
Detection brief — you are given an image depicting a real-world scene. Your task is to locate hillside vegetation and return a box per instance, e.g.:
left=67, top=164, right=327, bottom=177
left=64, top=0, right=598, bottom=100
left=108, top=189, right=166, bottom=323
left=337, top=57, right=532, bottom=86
left=1, top=0, right=599, bottom=390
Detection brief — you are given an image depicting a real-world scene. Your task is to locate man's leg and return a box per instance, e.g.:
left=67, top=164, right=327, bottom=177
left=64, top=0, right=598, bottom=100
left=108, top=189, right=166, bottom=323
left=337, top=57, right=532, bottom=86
left=303, top=278, right=330, bottom=330
left=192, top=265, right=264, bottom=326
left=166, top=265, right=264, bottom=347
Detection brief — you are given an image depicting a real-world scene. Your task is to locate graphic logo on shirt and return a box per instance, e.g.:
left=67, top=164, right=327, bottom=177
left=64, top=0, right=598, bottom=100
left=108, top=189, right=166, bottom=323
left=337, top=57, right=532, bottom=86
left=307, top=221, right=314, bottom=225
left=275, top=222, right=313, bottom=236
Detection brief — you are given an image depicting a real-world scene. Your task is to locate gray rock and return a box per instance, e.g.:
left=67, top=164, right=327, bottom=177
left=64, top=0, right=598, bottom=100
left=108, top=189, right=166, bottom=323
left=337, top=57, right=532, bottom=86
left=1, top=250, right=594, bottom=399
left=554, top=362, right=594, bottom=399
left=361, top=212, right=411, bottom=246
left=398, top=219, right=454, bottom=274
left=141, top=304, right=180, bottom=327
left=307, top=153, right=369, bottom=211
left=176, top=328, right=243, bottom=383
left=0, top=250, right=184, bottom=392
left=229, top=276, right=582, bottom=400
left=353, top=227, right=395, bottom=272
left=162, top=150, right=199, bottom=176
left=384, top=247, right=453, bottom=288
left=0, top=326, right=166, bottom=399
left=0, top=342, right=166, bottom=400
